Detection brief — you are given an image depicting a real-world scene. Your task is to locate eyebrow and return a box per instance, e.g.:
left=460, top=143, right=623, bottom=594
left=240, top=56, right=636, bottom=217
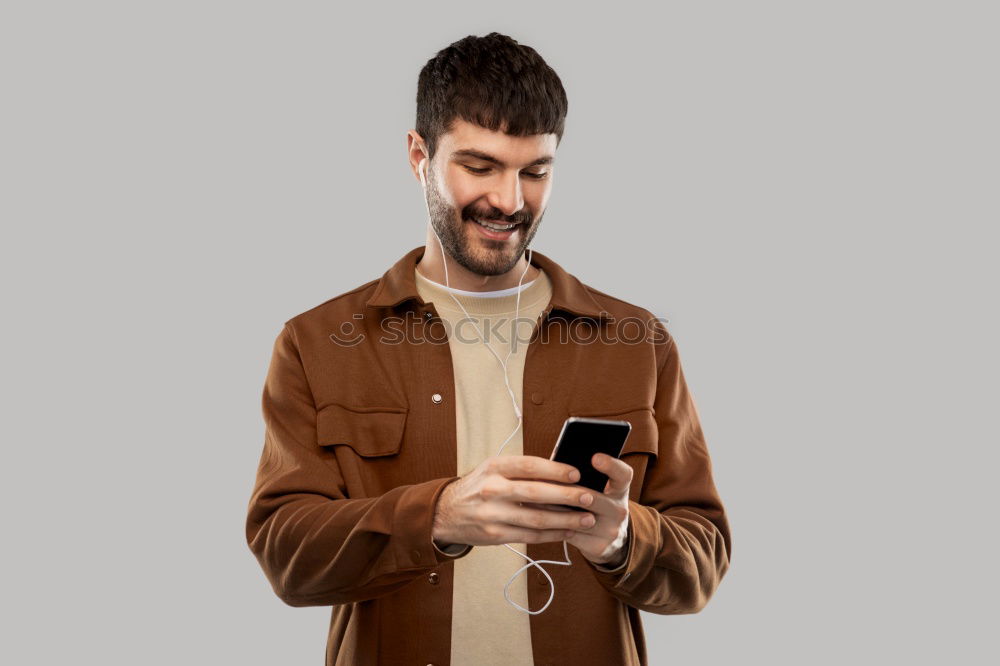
left=450, top=149, right=554, bottom=168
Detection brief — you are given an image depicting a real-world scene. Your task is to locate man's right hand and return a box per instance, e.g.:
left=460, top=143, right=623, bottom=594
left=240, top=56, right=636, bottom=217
left=432, top=455, right=597, bottom=548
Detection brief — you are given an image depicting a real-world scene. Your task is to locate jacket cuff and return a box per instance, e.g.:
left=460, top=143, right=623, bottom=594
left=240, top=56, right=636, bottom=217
left=393, top=476, right=473, bottom=568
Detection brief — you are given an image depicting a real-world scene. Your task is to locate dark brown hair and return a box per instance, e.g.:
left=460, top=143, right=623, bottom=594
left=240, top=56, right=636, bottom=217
left=415, top=32, right=569, bottom=160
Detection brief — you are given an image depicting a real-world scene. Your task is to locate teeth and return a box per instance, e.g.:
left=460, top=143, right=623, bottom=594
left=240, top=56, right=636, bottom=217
left=475, top=218, right=516, bottom=231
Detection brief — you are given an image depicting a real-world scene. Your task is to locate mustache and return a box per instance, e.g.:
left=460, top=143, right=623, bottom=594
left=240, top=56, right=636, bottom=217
left=463, top=207, right=532, bottom=226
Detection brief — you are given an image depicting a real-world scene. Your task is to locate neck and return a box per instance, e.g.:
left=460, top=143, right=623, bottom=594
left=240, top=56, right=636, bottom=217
left=418, top=231, right=539, bottom=292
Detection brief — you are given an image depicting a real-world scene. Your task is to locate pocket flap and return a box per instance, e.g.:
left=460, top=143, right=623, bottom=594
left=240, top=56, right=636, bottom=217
left=316, top=403, right=407, bottom=457
left=620, top=408, right=658, bottom=458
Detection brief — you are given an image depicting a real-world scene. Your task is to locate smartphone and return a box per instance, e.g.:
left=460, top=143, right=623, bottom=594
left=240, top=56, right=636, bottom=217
left=544, top=417, right=632, bottom=512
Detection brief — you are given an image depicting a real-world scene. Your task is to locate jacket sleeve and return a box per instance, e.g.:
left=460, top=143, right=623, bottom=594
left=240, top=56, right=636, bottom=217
left=586, top=328, right=732, bottom=614
left=245, top=324, right=471, bottom=608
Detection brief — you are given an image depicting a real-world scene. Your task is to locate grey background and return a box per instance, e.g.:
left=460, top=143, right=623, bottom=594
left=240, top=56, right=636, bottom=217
left=2, top=1, right=997, bottom=664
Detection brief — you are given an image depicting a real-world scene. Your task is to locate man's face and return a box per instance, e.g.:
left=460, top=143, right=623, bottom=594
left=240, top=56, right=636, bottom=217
left=421, top=117, right=557, bottom=276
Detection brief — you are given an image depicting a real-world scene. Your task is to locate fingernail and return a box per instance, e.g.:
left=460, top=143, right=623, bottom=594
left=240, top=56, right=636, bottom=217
left=569, top=469, right=580, bottom=482
left=580, top=494, right=593, bottom=506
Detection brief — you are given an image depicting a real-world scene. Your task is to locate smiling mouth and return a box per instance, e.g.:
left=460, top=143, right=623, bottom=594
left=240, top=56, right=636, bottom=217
left=471, top=217, right=519, bottom=231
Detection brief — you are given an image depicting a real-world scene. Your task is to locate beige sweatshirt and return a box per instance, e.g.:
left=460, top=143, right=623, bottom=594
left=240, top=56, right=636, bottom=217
left=414, top=263, right=553, bottom=666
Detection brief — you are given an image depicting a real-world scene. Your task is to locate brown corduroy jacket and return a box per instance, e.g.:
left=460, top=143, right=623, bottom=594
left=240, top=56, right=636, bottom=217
left=245, top=245, right=732, bottom=666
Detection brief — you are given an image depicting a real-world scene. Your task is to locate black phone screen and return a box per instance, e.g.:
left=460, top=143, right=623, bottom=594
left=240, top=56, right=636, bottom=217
left=548, top=417, right=632, bottom=509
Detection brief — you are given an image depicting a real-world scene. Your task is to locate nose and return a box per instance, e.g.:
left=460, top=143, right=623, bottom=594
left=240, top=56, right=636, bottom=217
left=485, top=171, right=524, bottom=218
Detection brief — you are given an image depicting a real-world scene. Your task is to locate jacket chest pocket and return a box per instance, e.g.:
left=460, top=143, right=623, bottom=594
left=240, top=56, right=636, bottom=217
left=571, top=407, right=658, bottom=504
left=316, top=403, right=408, bottom=498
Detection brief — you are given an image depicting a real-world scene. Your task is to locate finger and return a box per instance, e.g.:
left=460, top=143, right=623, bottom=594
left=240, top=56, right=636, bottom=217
left=592, top=453, right=632, bottom=495
left=524, top=493, right=613, bottom=521
left=520, top=502, right=575, bottom=513
left=565, top=491, right=615, bottom=520
left=495, top=455, right=580, bottom=485
left=490, top=526, right=576, bottom=545
left=500, top=502, right=597, bottom=532
left=506, top=480, right=593, bottom=509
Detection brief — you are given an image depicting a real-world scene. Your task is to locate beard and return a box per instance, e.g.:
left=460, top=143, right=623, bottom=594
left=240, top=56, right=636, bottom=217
left=424, top=168, right=543, bottom=277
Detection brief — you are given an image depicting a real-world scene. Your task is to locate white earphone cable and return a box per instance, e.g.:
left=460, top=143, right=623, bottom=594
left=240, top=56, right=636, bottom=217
left=418, top=157, right=572, bottom=614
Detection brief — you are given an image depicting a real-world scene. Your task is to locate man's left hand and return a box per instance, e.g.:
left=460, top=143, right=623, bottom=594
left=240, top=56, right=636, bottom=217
left=566, top=453, right=632, bottom=568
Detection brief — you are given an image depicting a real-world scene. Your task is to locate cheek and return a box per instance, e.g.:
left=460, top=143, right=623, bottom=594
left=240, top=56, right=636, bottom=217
left=440, top=170, right=481, bottom=211
left=528, top=184, right=551, bottom=214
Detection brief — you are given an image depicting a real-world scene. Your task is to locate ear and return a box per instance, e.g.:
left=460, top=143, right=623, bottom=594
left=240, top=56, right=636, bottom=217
left=407, top=130, right=429, bottom=184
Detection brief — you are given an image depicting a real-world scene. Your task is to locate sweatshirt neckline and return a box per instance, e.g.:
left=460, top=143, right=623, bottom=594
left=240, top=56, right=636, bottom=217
left=414, top=266, right=552, bottom=316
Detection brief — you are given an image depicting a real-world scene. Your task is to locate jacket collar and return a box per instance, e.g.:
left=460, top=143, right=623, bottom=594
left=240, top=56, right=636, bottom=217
left=364, top=245, right=614, bottom=322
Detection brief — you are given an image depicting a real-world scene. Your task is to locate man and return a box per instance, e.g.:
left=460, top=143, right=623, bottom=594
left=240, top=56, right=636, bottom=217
left=246, top=32, right=731, bottom=666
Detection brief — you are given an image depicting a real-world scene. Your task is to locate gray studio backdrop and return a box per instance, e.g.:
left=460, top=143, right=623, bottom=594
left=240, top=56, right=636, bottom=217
left=2, top=1, right=997, bottom=664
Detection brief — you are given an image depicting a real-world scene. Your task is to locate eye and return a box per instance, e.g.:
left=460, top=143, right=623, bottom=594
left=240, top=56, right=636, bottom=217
left=462, top=165, right=549, bottom=180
